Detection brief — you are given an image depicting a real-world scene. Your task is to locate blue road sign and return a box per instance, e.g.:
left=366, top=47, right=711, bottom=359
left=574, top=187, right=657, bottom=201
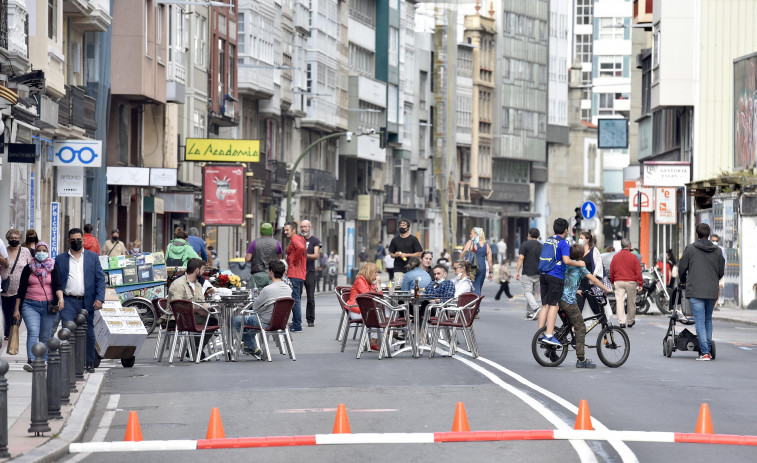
left=581, top=201, right=597, bottom=220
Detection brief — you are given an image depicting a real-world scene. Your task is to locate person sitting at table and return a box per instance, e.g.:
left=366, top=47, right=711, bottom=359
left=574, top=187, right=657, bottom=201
left=417, top=264, right=456, bottom=321
left=167, top=258, right=218, bottom=359
left=400, top=257, right=432, bottom=292
left=451, top=260, right=475, bottom=298
left=232, top=259, right=292, bottom=358
left=346, top=262, right=381, bottom=351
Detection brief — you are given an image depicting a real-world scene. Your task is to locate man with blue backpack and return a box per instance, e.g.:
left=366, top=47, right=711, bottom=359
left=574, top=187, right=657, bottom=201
left=537, top=218, right=586, bottom=346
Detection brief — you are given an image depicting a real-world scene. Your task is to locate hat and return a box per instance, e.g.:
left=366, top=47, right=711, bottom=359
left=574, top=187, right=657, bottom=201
left=35, top=241, right=49, bottom=251
left=260, top=223, right=273, bottom=236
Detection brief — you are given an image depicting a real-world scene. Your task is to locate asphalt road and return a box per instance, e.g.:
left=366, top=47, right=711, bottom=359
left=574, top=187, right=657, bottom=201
left=64, top=281, right=757, bottom=462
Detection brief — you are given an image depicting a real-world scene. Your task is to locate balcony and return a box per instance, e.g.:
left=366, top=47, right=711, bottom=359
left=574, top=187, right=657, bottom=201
left=58, top=85, right=97, bottom=137
left=238, top=60, right=276, bottom=99
left=270, top=160, right=289, bottom=192
left=1, top=0, right=30, bottom=71
left=456, top=182, right=471, bottom=203
left=385, top=185, right=402, bottom=205
left=247, top=162, right=267, bottom=189
left=64, top=0, right=112, bottom=32
left=300, top=168, right=336, bottom=198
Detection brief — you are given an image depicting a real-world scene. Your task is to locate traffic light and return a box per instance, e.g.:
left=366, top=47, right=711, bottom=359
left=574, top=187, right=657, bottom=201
left=573, top=207, right=582, bottom=239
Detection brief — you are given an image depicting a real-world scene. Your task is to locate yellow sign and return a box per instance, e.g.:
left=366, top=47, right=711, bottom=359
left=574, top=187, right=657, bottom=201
left=185, top=138, right=260, bottom=162
left=357, top=194, right=371, bottom=220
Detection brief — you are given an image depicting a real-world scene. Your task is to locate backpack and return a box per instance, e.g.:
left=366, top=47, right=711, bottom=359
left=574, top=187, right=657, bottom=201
left=538, top=236, right=564, bottom=274
left=327, top=261, right=338, bottom=276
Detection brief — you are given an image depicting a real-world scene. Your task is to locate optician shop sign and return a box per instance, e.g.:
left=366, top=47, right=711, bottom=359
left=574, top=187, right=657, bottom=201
left=52, top=140, right=102, bottom=167
left=185, top=138, right=260, bottom=163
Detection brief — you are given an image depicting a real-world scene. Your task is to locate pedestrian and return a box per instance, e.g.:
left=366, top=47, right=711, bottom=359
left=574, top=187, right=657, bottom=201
left=375, top=243, right=385, bottom=272
left=22, top=229, right=39, bottom=253
left=576, top=231, right=604, bottom=316
left=388, top=219, right=423, bottom=282
left=461, top=227, right=493, bottom=295
left=401, top=257, right=432, bottom=292
left=245, top=222, right=283, bottom=289
left=494, top=263, right=513, bottom=301
left=1, top=229, right=32, bottom=340
left=358, top=247, right=369, bottom=263
left=207, top=246, right=217, bottom=268
left=300, top=219, right=321, bottom=327
left=167, top=258, right=218, bottom=358
left=102, top=228, right=128, bottom=256
left=82, top=224, right=101, bottom=255
left=13, top=241, right=63, bottom=371
left=283, top=221, right=306, bottom=332
left=516, top=228, right=542, bottom=320
left=497, top=238, right=507, bottom=266
left=438, top=249, right=451, bottom=270
left=710, top=234, right=727, bottom=307
left=326, top=250, right=340, bottom=292
left=420, top=250, right=434, bottom=280
left=383, top=251, right=394, bottom=282
left=609, top=238, right=643, bottom=328
left=678, top=223, right=725, bottom=361
left=316, top=251, right=328, bottom=292
left=451, top=260, right=475, bottom=297
left=187, top=227, right=209, bottom=261
left=56, top=228, right=106, bottom=373
left=129, top=240, right=142, bottom=255
left=665, top=249, right=678, bottom=289
left=165, top=228, right=200, bottom=267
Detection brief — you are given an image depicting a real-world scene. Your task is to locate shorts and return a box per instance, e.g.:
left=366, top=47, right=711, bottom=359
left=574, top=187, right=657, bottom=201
left=540, top=274, right=564, bottom=306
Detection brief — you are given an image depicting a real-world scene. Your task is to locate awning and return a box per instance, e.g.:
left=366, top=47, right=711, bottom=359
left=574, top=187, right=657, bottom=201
left=504, top=211, right=541, bottom=218
left=458, top=208, right=498, bottom=219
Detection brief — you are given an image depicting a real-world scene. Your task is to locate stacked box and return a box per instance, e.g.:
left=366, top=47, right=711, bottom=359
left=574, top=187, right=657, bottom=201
left=93, top=299, right=147, bottom=359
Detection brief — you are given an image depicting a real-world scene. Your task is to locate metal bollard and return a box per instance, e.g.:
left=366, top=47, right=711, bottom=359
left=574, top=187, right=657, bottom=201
left=0, top=359, right=10, bottom=458
left=46, top=337, right=62, bottom=420
left=74, top=314, right=87, bottom=380
left=28, top=343, right=51, bottom=436
left=63, top=321, right=78, bottom=393
left=57, top=328, right=72, bottom=404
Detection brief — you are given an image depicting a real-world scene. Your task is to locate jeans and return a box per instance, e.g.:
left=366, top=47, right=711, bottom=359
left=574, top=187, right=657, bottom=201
left=689, top=297, right=715, bottom=354
left=61, top=297, right=97, bottom=363
left=304, top=271, right=317, bottom=323
left=289, top=278, right=304, bottom=330
left=232, top=315, right=269, bottom=350
left=21, top=300, right=56, bottom=362
left=520, top=274, right=540, bottom=315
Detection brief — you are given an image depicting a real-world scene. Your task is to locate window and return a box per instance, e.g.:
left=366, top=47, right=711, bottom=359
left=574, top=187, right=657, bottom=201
left=576, top=0, right=593, bottom=25
left=145, top=1, right=150, bottom=54
left=493, top=159, right=529, bottom=184
left=598, top=93, right=614, bottom=115
left=389, top=27, right=399, bottom=67
left=196, top=16, right=207, bottom=67
left=503, top=58, right=510, bottom=79
left=193, top=111, right=206, bottom=138
left=575, top=34, right=592, bottom=64
left=48, top=0, right=57, bottom=40
left=228, top=44, right=235, bottom=97
left=157, top=5, right=164, bottom=61
left=598, top=55, right=622, bottom=77
left=349, top=43, right=374, bottom=76
left=85, top=32, right=100, bottom=84
left=218, top=38, right=225, bottom=104
left=599, top=18, right=624, bottom=40
left=349, top=0, right=375, bottom=26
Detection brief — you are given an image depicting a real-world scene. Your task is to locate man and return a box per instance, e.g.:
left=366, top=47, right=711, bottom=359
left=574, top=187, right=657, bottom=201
left=358, top=247, right=369, bottom=263
left=300, top=219, right=321, bottom=327
left=102, top=229, right=128, bottom=256
left=245, top=223, right=283, bottom=289
left=167, top=258, right=218, bottom=356
left=537, top=218, right=585, bottom=346
left=284, top=221, right=306, bottom=332
left=326, top=250, right=340, bottom=292
left=678, top=223, right=725, bottom=361
left=388, top=219, right=423, bottom=280
left=516, top=228, right=542, bottom=320
left=232, top=259, right=292, bottom=357
left=609, top=238, right=643, bottom=328
left=187, top=227, right=209, bottom=261
left=497, top=238, right=507, bottom=266
left=417, top=264, right=456, bottom=321
left=56, top=228, right=106, bottom=373
left=82, top=224, right=101, bottom=255
left=316, top=251, right=328, bottom=292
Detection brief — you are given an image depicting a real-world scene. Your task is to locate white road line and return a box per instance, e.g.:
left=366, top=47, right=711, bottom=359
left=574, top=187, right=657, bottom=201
left=67, top=394, right=121, bottom=462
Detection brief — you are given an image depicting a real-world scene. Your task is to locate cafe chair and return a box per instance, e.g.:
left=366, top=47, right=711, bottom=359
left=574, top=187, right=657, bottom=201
left=355, top=293, right=409, bottom=359
left=167, top=299, right=221, bottom=364
left=335, top=287, right=364, bottom=352
left=237, top=297, right=296, bottom=362
left=428, top=292, right=482, bottom=358
left=153, top=298, right=171, bottom=360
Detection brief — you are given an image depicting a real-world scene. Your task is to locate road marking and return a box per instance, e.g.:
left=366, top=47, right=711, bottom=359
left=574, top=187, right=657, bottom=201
left=67, top=393, right=121, bottom=463
left=276, top=408, right=398, bottom=413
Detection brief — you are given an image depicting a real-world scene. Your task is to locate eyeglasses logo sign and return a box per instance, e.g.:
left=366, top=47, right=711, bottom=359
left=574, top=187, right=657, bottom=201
left=52, top=140, right=103, bottom=167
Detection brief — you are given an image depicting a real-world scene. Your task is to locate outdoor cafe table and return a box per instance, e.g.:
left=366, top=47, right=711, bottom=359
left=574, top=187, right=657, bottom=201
left=207, top=290, right=255, bottom=362
left=382, top=292, right=439, bottom=358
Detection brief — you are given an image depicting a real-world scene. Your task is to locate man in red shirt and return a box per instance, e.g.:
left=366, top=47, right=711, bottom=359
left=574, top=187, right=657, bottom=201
left=82, top=224, right=101, bottom=255
left=609, top=238, right=643, bottom=328
left=284, top=221, right=306, bottom=332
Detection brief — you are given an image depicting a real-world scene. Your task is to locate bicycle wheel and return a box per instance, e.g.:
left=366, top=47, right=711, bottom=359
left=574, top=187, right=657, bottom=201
left=122, top=298, right=157, bottom=335
left=531, top=327, right=568, bottom=367
left=596, top=326, right=630, bottom=367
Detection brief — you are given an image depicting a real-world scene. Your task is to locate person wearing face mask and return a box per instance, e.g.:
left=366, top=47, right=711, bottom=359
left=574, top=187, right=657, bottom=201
left=102, top=228, right=128, bottom=256
left=14, top=242, right=64, bottom=371
left=56, top=228, right=106, bottom=373
left=22, top=229, right=39, bottom=253
left=300, top=219, right=321, bottom=327
left=419, top=264, right=456, bottom=320
left=451, top=260, right=475, bottom=298
left=576, top=231, right=604, bottom=316
left=82, top=224, right=101, bottom=255
left=1, top=229, right=33, bottom=340
left=388, top=219, right=423, bottom=281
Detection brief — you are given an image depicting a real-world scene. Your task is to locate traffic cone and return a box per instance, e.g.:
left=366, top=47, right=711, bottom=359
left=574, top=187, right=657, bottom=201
left=124, top=411, right=143, bottom=442
left=206, top=407, right=226, bottom=439
left=451, top=402, right=470, bottom=432
left=332, top=404, right=351, bottom=434
left=695, top=403, right=714, bottom=434
left=574, top=400, right=593, bottom=431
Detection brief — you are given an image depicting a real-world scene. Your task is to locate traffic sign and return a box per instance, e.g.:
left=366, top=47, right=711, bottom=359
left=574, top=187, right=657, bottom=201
left=581, top=218, right=597, bottom=229
left=581, top=201, right=597, bottom=220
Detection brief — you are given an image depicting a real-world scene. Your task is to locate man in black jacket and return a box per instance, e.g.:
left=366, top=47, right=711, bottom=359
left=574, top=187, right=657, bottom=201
left=678, top=223, right=725, bottom=361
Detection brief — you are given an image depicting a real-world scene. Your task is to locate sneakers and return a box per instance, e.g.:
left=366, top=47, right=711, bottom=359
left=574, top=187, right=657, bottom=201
left=524, top=313, right=534, bottom=320
left=537, top=334, right=546, bottom=343
left=542, top=335, right=561, bottom=346
left=696, top=353, right=712, bottom=361
left=243, top=346, right=263, bottom=359
left=23, top=363, right=33, bottom=373
left=531, top=307, right=542, bottom=318
left=307, top=322, right=315, bottom=327
left=576, top=358, right=597, bottom=369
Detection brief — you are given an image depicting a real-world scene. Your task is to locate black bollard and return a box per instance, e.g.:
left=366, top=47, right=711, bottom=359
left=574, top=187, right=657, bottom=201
left=74, top=314, right=87, bottom=381
left=63, top=321, right=78, bottom=393
left=57, top=328, right=72, bottom=404
left=46, top=337, right=62, bottom=420
left=28, top=343, right=51, bottom=436
left=0, top=359, right=10, bottom=458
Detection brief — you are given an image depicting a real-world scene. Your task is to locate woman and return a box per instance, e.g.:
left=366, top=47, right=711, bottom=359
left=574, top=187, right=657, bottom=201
left=461, top=227, right=493, bottom=295
left=346, top=262, right=381, bottom=350
left=420, top=250, right=434, bottom=280
left=576, top=231, right=603, bottom=315
left=383, top=250, right=394, bottom=282
left=14, top=242, right=63, bottom=371
left=451, top=260, right=474, bottom=298
left=659, top=248, right=677, bottom=289
left=165, top=228, right=199, bottom=267
left=1, top=229, right=33, bottom=340
left=22, top=229, right=39, bottom=253
left=402, top=257, right=432, bottom=292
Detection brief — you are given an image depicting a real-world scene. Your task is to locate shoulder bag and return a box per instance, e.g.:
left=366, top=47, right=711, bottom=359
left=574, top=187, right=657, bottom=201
left=1, top=251, right=22, bottom=294
left=37, top=274, right=60, bottom=314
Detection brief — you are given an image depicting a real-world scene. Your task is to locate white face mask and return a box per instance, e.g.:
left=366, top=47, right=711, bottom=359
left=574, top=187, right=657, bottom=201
left=578, top=239, right=585, bottom=246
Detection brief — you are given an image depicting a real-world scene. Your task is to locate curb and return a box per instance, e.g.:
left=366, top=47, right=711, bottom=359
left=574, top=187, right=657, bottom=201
left=11, top=373, right=104, bottom=463
left=712, top=314, right=757, bottom=327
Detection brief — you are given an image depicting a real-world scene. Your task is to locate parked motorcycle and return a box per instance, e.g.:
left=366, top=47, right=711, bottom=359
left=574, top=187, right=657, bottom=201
left=608, top=266, right=668, bottom=315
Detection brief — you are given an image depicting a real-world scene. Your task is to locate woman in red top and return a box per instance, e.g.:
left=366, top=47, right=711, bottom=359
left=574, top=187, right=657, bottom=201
left=284, top=221, right=306, bottom=331
left=346, top=262, right=381, bottom=350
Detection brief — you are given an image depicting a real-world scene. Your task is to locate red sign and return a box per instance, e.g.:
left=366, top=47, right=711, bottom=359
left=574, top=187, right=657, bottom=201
left=203, top=165, right=245, bottom=225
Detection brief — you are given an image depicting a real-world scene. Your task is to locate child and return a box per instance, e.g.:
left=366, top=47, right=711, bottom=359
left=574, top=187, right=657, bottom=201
left=557, top=243, right=612, bottom=368
left=494, top=263, right=513, bottom=300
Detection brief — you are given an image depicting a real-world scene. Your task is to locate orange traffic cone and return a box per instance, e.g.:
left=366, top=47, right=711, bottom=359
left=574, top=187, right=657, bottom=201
left=574, top=400, right=593, bottom=431
left=124, top=411, right=143, bottom=442
left=695, top=403, right=714, bottom=434
left=206, top=407, right=226, bottom=439
left=451, top=402, right=470, bottom=432
left=332, top=404, right=351, bottom=434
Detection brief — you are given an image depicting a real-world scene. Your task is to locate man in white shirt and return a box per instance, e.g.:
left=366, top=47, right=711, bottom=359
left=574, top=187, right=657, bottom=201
left=497, top=238, right=507, bottom=266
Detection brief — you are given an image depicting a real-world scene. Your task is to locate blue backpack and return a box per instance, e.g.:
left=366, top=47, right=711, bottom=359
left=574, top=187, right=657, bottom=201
left=538, top=236, right=563, bottom=273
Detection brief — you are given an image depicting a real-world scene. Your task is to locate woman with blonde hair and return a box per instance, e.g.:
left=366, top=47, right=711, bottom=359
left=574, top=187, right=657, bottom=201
left=461, top=227, right=493, bottom=295
left=346, top=262, right=382, bottom=350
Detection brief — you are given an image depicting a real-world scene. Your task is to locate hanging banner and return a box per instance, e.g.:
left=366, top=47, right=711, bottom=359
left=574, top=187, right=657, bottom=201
left=655, top=188, right=676, bottom=224
left=57, top=166, right=85, bottom=197
left=29, top=172, right=35, bottom=229
left=50, top=202, right=60, bottom=258
left=186, top=138, right=260, bottom=162
left=52, top=140, right=103, bottom=167
left=203, top=165, right=245, bottom=225
left=357, top=194, right=371, bottom=220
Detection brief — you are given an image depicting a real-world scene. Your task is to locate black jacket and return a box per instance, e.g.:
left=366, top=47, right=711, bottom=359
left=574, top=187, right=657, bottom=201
left=678, top=239, right=725, bottom=300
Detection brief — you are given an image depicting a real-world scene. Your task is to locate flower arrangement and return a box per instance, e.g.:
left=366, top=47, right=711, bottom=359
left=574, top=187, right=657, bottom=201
left=229, top=275, right=241, bottom=288
left=213, top=273, right=241, bottom=288
left=216, top=274, right=230, bottom=287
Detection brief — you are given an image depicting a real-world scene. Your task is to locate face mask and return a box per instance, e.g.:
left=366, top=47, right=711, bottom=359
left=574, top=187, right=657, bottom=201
left=112, top=236, right=119, bottom=242
left=578, top=238, right=585, bottom=246
left=398, top=227, right=408, bottom=234
left=133, top=248, right=140, bottom=253
left=436, top=275, right=445, bottom=282
left=301, top=230, right=310, bottom=237
left=70, top=240, right=83, bottom=252
left=35, top=252, right=48, bottom=262
left=8, top=240, right=19, bottom=247
left=30, top=237, right=38, bottom=244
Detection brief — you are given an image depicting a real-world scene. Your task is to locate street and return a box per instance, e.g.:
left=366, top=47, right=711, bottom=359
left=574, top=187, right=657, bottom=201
left=65, top=282, right=757, bottom=462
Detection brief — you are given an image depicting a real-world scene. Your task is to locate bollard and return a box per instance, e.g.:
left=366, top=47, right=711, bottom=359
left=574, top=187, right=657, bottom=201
left=0, top=359, right=10, bottom=458
left=63, top=321, right=78, bottom=393
left=58, top=328, right=72, bottom=404
left=74, top=314, right=87, bottom=381
left=28, top=343, right=51, bottom=436
left=46, top=337, right=62, bottom=420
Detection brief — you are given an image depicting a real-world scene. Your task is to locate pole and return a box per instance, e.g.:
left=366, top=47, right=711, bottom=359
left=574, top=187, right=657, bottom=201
left=46, top=337, right=62, bottom=420
left=58, top=328, right=72, bottom=404
left=74, top=313, right=87, bottom=380
left=0, top=359, right=10, bottom=458
left=63, top=321, right=78, bottom=393
left=28, top=343, right=50, bottom=436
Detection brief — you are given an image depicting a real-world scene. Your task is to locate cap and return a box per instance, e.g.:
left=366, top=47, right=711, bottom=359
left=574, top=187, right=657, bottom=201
left=260, top=223, right=273, bottom=236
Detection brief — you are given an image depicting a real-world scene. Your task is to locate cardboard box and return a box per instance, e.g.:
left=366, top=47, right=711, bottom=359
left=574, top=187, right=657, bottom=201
left=98, top=306, right=120, bottom=318
left=118, top=306, right=142, bottom=318
left=122, top=266, right=138, bottom=285
left=104, top=288, right=120, bottom=301
left=94, top=310, right=147, bottom=358
left=101, top=300, right=122, bottom=310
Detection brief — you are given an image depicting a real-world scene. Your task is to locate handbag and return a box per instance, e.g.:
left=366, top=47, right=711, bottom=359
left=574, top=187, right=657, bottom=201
left=1, top=251, right=22, bottom=294
left=465, top=249, right=479, bottom=278
left=589, top=265, right=612, bottom=297
left=6, top=319, right=19, bottom=355
left=37, top=274, right=59, bottom=314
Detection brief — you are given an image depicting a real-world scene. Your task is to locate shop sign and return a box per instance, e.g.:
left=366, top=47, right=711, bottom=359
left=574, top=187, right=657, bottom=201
left=57, top=166, right=85, bottom=197
left=655, top=188, right=676, bottom=224
left=643, top=162, right=690, bottom=187
left=8, top=143, right=36, bottom=163
left=203, top=165, right=245, bottom=225
left=186, top=138, right=260, bottom=163
left=52, top=140, right=102, bottom=167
